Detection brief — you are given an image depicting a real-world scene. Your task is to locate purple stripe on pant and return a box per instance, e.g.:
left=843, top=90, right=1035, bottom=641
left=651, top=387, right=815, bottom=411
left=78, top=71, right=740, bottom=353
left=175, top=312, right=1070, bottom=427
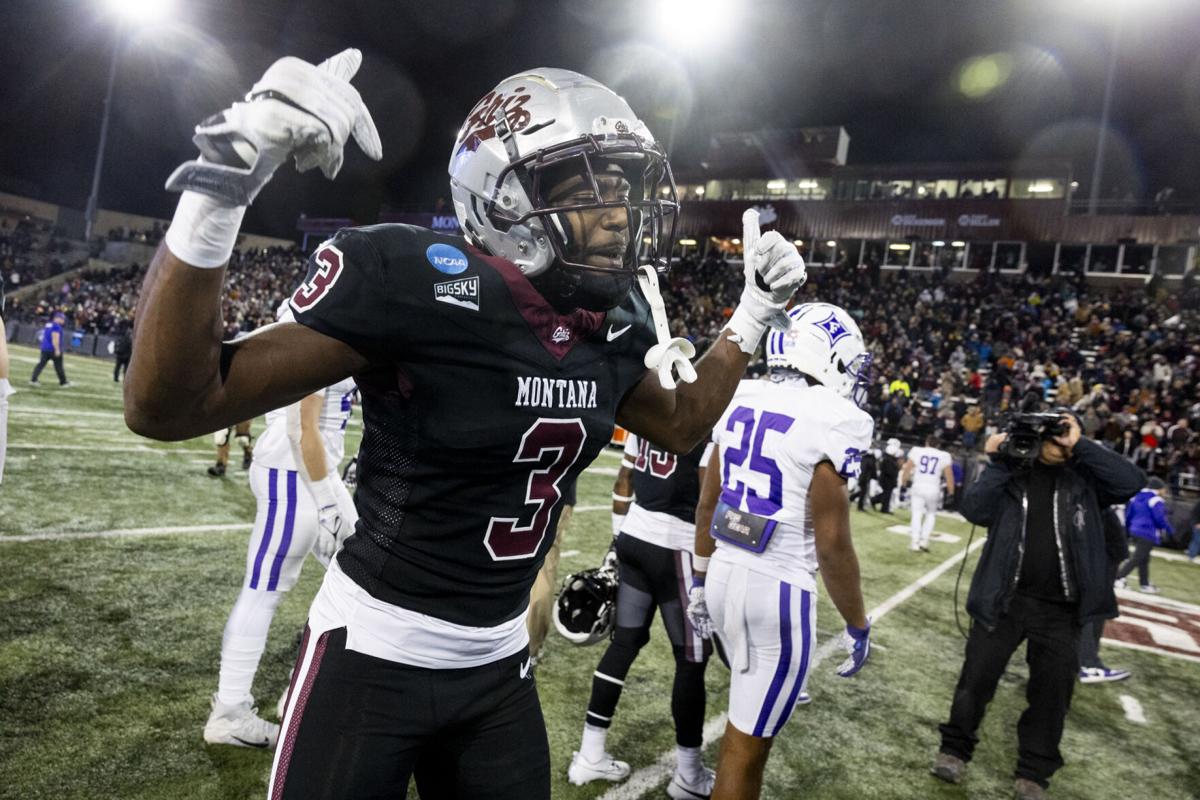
left=753, top=582, right=793, bottom=737
left=267, top=470, right=298, bottom=591
left=249, top=468, right=279, bottom=589
left=772, top=589, right=812, bottom=735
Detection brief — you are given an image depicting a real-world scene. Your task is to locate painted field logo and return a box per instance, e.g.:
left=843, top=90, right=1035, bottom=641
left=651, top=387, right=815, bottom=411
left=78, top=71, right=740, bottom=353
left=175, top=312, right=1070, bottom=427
left=434, top=276, right=480, bottom=311
left=1104, top=593, right=1200, bottom=663
left=426, top=243, right=469, bottom=275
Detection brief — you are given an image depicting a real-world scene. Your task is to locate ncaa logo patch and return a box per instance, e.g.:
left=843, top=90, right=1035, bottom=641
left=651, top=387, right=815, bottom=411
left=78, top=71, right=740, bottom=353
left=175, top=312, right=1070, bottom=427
left=813, top=311, right=851, bottom=346
left=426, top=243, right=469, bottom=275
left=434, top=276, right=480, bottom=311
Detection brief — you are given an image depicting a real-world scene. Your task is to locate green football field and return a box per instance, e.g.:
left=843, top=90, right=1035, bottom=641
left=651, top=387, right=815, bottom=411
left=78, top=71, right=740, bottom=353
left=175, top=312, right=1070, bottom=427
left=2, top=342, right=1198, bottom=800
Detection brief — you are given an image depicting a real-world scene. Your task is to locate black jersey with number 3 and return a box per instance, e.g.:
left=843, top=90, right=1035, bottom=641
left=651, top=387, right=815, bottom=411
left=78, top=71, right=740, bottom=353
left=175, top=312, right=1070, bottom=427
left=290, top=224, right=655, bottom=628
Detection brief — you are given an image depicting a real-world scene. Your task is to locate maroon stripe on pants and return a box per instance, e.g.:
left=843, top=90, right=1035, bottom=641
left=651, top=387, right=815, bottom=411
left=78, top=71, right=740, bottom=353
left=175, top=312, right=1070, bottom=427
left=271, top=627, right=331, bottom=800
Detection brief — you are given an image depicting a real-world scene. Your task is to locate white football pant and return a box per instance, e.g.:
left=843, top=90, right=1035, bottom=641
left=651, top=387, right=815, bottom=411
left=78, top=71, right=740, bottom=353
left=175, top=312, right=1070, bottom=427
left=706, top=558, right=816, bottom=738
left=909, top=489, right=940, bottom=549
left=216, top=463, right=321, bottom=706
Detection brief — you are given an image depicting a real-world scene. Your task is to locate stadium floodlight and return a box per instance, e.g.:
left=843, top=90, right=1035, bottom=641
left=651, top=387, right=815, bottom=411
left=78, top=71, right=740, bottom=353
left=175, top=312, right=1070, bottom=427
left=932, top=240, right=946, bottom=247
left=653, top=0, right=736, bottom=49
left=679, top=238, right=698, bottom=246
left=825, top=240, right=837, bottom=247
left=950, top=241, right=966, bottom=248
left=85, top=0, right=176, bottom=241
left=102, top=0, right=174, bottom=23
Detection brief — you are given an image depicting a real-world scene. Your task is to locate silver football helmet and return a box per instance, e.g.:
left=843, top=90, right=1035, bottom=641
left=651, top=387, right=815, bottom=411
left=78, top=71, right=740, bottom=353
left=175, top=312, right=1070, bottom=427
left=766, top=302, right=873, bottom=408
left=448, top=68, right=678, bottom=311
left=554, top=565, right=619, bottom=646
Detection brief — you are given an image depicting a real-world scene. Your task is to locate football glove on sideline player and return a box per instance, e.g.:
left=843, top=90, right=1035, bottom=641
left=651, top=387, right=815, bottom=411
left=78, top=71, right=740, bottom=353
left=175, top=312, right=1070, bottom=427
left=836, top=620, right=872, bottom=678
left=686, top=579, right=714, bottom=639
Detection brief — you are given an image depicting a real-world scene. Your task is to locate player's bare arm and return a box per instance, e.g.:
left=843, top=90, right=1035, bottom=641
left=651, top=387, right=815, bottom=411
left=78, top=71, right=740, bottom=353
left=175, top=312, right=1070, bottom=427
left=125, top=50, right=381, bottom=441
left=692, top=445, right=722, bottom=573
left=943, top=463, right=956, bottom=496
left=126, top=247, right=367, bottom=440
left=618, top=334, right=753, bottom=453
left=297, top=391, right=331, bottom=481
left=619, top=209, right=806, bottom=453
left=811, top=460, right=868, bottom=630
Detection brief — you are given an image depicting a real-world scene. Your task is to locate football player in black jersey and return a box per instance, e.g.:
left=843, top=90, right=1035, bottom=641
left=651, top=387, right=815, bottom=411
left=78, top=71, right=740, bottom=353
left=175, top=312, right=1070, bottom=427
left=125, top=50, right=806, bottom=800
left=568, top=433, right=715, bottom=798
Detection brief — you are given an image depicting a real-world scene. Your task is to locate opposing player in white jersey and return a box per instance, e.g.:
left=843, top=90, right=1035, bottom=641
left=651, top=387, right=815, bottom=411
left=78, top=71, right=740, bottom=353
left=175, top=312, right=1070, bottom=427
left=567, top=433, right=714, bottom=798
left=688, top=303, right=874, bottom=800
left=205, top=308, right=358, bottom=749
left=901, top=434, right=956, bottom=552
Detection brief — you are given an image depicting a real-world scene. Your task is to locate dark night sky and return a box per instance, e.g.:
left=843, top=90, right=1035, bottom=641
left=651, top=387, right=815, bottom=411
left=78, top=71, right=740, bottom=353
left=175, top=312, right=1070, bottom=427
left=3, top=0, right=1199, bottom=239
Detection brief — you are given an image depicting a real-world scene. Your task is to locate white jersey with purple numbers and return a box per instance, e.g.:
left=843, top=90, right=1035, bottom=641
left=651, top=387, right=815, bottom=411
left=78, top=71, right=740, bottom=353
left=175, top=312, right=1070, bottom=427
left=254, top=378, right=357, bottom=472
left=906, top=446, right=952, bottom=497
left=710, top=379, right=874, bottom=590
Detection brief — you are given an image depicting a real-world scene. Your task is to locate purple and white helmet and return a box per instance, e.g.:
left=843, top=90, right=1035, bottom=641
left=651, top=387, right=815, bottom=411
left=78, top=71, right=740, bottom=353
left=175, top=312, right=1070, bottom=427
left=766, top=302, right=873, bottom=408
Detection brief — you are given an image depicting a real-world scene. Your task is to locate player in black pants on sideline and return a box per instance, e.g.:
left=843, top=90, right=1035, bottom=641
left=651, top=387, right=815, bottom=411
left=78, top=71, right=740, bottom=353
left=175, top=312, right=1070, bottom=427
left=569, top=434, right=713, bottom=798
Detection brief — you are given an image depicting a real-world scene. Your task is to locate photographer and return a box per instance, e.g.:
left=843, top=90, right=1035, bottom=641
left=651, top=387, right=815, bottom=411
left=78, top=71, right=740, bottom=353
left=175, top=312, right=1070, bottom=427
left=930, top=412, right=1144, bottom=800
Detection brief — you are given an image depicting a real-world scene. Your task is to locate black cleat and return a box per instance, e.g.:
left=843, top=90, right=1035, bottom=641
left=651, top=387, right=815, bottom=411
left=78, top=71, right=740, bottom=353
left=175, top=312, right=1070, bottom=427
left=242, top=451, right=253, bottom=469
left=207, top=462, right=227, bottom=477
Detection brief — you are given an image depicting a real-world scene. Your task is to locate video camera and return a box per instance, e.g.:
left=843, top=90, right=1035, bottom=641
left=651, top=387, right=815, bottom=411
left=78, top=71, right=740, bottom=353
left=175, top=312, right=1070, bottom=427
left=998, top=412, right=1069, bottom=463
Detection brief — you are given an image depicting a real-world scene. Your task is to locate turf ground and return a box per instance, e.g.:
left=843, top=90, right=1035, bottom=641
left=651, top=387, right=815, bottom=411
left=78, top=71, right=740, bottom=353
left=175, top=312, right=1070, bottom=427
left=2, top=342, right=1198, bottom=800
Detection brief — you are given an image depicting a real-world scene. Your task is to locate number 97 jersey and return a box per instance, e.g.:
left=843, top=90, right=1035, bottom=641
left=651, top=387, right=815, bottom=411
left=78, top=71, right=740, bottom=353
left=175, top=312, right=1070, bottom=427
left=710, top=378, right=874, bottom=588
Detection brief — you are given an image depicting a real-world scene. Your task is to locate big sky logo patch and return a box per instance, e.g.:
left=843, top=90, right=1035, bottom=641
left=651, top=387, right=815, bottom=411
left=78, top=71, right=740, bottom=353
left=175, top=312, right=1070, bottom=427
left=434, top=276, right=480, bottom=311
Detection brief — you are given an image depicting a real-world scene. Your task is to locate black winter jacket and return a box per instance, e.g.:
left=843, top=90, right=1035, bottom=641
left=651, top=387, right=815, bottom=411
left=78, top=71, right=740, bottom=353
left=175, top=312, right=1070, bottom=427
left=960, top=438, right=1145, bottom=629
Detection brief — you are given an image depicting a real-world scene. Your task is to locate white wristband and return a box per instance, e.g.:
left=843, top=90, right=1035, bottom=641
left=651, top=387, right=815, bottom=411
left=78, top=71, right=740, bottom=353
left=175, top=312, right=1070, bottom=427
left=164, top=190, right=246, bottom=269
left=724, top=303, right=770, bottom=355
left=307, top=474, right=339, bottom=510
left=612, top=512, right=627, bottom=539
left=692, top=554, right=710, bottom=572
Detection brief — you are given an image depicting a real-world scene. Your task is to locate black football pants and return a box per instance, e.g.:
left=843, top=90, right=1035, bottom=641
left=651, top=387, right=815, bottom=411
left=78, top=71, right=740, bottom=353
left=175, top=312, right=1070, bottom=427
left=271, top=627, right=549, bottom=800
left=1116, top=538, right=1155, bottom=587
left=939, top=594, right=1080, bottom=789
left=585, top=534, right=710, bottom=747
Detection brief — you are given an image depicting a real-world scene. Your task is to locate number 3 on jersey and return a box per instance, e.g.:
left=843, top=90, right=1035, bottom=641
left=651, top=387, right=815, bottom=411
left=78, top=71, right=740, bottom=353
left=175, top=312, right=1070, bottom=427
left=484, top=418, right=586, bottom=560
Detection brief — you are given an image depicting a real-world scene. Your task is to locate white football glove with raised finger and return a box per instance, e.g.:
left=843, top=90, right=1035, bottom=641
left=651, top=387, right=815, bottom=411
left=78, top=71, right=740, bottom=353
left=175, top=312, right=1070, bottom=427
left=167, top=48, right=381, bottom=206
left=724, top=209, right=807, bottom=354
left=164, top=49, right=382, bottom=269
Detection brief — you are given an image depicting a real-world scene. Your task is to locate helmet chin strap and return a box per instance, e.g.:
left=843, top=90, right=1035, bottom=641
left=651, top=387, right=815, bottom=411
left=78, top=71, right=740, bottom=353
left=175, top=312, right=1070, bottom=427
left=636, top=265, right=696, bottom=390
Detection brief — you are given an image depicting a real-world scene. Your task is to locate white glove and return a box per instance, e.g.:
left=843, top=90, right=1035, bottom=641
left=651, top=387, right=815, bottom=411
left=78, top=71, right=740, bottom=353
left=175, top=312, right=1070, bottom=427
left=686, top=581, right=714, bottom=639
left=725, top=209, right=807, bottom=354
left=308, top=475, right=348, bottom=566
left=166, top=49, right=382, bottom=207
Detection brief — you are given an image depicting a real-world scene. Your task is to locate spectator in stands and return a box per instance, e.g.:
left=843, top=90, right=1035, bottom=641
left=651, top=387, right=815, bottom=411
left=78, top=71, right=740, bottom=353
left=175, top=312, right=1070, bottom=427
left=29, top=310, right=70, bottom=387
left=961, top=405, right=984, bottom=449
left=1115, top=477, right=1174, bottom=594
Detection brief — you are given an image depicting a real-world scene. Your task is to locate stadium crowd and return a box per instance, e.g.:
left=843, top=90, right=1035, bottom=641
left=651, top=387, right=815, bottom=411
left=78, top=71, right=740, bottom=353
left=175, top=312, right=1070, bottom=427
left=9, top=241, right=1200, bottom=489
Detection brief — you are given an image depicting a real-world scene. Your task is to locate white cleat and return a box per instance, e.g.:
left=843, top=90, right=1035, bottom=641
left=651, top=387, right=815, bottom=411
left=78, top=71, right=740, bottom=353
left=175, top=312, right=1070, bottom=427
left=568, top=750, right=631, bottom=785
left=668, top=766, right=715, bottom=799
left=203, top=694, right=280, bottom=749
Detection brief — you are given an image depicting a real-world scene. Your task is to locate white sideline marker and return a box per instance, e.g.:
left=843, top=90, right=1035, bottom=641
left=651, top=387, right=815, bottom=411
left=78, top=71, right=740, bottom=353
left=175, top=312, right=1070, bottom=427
left=597, top=536, right=988, bottom=800
left=1119, top=694, right=1147, bottom=724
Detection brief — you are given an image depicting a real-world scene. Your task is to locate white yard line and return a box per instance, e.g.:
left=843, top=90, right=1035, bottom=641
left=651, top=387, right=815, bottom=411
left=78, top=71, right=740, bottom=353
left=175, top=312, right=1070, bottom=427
left=0, top=523, right=253, bottom=543
left=598, top=536, right=988, bottom=800
left=1118, top=694, right=1147, bottom=724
